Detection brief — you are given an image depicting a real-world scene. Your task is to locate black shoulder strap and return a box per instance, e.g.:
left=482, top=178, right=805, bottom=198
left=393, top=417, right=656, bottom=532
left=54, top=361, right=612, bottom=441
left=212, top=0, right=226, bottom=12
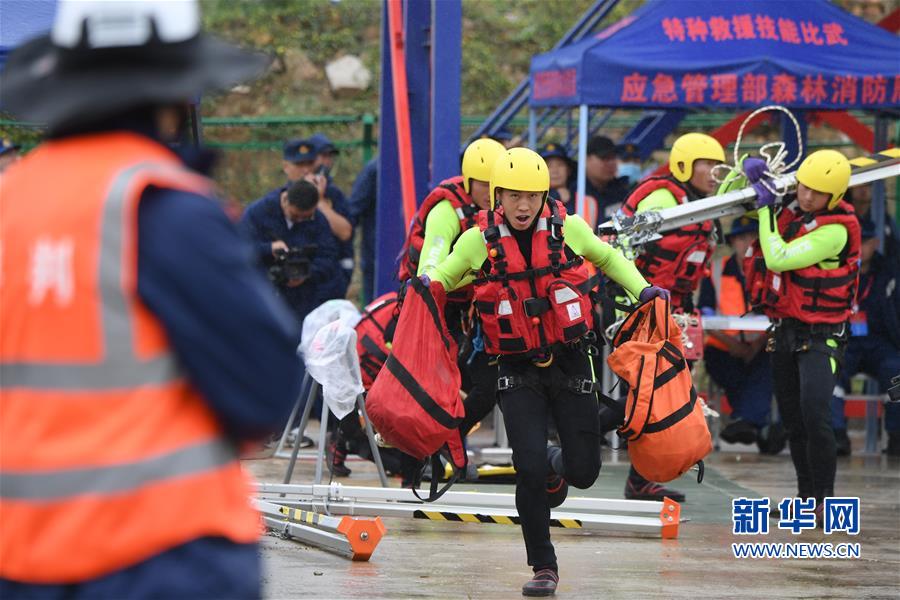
left=410, top=276, right=451, bottom=351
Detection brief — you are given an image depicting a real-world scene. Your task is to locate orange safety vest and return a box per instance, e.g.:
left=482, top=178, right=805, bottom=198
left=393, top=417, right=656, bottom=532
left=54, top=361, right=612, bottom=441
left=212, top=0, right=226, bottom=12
left=0, top=132, right=260, bottom=584
left=704, top=255, right=760, bottom=352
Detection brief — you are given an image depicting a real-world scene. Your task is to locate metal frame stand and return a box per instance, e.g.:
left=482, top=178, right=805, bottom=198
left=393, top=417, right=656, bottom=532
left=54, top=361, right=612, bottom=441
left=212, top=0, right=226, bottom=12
left=258, top=482, right=682, bottom=539
left=280, top=379, right=389, bottom=487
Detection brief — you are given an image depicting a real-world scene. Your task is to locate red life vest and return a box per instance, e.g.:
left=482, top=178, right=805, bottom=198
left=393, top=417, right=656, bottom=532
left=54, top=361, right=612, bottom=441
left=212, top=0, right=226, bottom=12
left=355, top=292, right=399, bottom=390
left=397, top=176, right=478, bottom=282
left=473, top=200, right=599, bottom=355
left=744, top=201, right=861, bottom=324
left=620, top=177, right=715, bottom=305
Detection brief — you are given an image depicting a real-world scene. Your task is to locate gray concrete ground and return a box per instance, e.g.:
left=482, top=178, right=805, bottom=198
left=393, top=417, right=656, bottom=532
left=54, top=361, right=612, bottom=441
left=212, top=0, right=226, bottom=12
left=245, top=427, right=900, bottom=600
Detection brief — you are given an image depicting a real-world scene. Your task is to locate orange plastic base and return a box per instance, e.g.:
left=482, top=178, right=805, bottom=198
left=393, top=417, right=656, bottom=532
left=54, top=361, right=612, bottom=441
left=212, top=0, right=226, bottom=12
left=337, top=516, right=387, bottom=561
left=659, top=497, right=681, bottom=539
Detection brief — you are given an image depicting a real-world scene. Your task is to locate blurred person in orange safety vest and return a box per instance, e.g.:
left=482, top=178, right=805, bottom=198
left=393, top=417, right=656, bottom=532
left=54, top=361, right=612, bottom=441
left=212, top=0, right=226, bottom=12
left=0, top=0, right=302, bottom=597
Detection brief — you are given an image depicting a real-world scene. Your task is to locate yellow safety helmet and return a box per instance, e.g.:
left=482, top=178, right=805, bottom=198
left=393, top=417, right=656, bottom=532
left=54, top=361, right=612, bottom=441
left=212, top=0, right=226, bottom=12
left=796, top=149, right=851, bottom=210
left=489, top=147, right=550, bottom=209
left=669, top=132, right=725, bottom=183
left=461, top=138, right=506, bottom=194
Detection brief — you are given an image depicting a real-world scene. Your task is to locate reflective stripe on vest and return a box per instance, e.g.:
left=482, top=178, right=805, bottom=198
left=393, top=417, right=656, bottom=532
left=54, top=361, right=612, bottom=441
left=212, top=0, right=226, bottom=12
left=0, top=161, right=190, bottom=390
left=705, top=255, right=758, bottom=351
left=1, top=438, right=236, bottom=501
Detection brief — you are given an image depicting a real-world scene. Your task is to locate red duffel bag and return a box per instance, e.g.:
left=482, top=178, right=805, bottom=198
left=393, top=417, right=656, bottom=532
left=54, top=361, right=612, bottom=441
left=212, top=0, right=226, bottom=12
left=366, top=277, right=467, bottom=499
left=355, top=292, right=399, bottom=390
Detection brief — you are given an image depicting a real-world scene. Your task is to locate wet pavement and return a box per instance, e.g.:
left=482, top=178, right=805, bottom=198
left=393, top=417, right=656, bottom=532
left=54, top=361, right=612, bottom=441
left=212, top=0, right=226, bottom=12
left=245, top=427, right=900, bottom=599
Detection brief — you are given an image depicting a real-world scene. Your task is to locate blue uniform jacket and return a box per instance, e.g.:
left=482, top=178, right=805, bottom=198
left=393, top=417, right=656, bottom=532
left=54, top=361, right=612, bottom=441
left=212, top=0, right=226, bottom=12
left=856, top=252, right=900, bottom=348
left=347, top=158, right=378, bottom=302
left=239, top=192, right=343, bottom=323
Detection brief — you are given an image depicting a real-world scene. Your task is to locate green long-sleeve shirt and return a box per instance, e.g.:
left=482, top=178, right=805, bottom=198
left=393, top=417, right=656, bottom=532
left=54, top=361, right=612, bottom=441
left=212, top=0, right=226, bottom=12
left=635, top=188, right=679, bottom=213
left=426, top=213, right=650, bottom=296
left=757, top=206, right=848, bottom=272
left=416, top=200, right=463, bottom=276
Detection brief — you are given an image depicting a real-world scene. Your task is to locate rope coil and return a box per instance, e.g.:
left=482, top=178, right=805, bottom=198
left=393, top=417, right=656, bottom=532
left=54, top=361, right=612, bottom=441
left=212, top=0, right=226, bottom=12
left=711, top=104, right=804, bottom=198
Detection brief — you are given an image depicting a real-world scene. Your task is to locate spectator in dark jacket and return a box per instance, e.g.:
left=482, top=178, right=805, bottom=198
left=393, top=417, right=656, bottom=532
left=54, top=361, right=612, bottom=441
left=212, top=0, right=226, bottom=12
left=252, top=138, right=353, bottom=295
left=831, top=218, right=900, bottom=456
left=584, top=135, right=632, bottom=221
left=347, top=157, right=378, bottom=303
left=240, top=179, right=343, bottom=326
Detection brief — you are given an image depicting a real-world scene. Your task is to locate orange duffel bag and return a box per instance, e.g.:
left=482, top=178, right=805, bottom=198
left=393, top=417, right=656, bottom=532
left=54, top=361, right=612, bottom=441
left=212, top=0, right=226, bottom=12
left=607, top=297, right=712, bottom=483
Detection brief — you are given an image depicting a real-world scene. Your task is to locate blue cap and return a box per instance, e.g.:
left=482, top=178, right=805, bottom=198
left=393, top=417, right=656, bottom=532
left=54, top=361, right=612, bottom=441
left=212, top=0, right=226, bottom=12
left=727, top=215, right=756, bottom=239
left=538, top=142, right=572, bottom=163
left=859, top=218, right=876, bottom=240
left=617, top=142, right=641, bottom=160
left=0, top=138, right=20, bottom=157
left=309, top=132, right=339, bottom=156
left=283, top=139, right=317, bottom=163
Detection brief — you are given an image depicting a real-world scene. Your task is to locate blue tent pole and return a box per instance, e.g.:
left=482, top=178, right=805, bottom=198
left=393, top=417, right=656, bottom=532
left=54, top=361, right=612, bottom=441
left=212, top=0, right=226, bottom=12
left=528, top=109, right=537, bottom=149
left=576, top=104, right=588, bottom=219
left=431, top=0, right=461, bottom=184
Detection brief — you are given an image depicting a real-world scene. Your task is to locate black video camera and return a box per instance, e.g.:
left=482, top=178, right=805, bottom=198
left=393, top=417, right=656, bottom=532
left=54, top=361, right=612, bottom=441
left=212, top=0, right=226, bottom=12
left=888, top=374, right=900, bottom=403
left=269, top=245, right=317, bottom=286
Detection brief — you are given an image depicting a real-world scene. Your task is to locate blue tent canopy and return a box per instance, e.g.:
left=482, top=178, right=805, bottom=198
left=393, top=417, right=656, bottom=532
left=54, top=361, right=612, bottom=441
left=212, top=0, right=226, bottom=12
left=0, top=0, right=56, bottom=67
left=530, top=0, right=900, bottom=110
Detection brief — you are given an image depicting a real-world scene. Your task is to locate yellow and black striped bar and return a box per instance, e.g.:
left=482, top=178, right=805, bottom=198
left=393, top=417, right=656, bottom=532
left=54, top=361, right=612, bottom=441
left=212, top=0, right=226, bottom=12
left=849, top=146, right=900, bottom=170
left=413, top=509, right=583, bottom=529
left=278, top=505, right=341, bottom=530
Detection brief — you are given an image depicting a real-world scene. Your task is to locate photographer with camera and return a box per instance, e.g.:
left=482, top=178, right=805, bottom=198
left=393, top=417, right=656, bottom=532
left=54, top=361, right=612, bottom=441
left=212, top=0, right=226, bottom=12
left=249, top=139, right=353, bottom=295
left=241, top=179, right=343, bottom=328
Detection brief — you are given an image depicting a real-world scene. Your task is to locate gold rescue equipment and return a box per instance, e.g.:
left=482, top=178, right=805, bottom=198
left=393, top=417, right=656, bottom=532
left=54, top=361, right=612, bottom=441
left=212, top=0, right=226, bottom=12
left=607, top=298, right=712, bottom=483
left=473, top=199, right=599, bottom=355
left=743, top=200, right=861, bottom=324
left=0, top=132, right=260, bottom=584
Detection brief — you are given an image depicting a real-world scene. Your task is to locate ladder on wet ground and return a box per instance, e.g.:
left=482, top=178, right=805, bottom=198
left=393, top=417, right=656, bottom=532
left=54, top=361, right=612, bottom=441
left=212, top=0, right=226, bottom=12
left=257, top=482, right=683, bottom=539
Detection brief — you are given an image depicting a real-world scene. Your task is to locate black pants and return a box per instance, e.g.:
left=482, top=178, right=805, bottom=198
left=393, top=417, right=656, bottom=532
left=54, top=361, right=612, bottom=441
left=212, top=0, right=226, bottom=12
left=770, top=325, right=844, bottom=501
left=498, top=347, right=602, bottom=570
left=460, top=351, right=499, bottom=435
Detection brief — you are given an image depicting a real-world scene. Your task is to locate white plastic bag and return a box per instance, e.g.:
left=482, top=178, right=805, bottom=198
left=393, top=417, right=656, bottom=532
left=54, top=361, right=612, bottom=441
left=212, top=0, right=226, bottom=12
left=304, top=320, right=365, bottom=419
left=299, top=299, right=361, bottom=358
